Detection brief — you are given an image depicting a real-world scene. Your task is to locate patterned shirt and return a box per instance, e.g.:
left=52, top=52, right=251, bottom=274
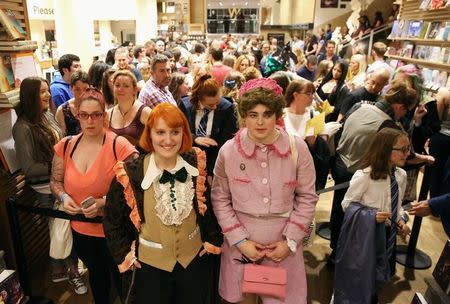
left=138, top=78, right=176, bottom=109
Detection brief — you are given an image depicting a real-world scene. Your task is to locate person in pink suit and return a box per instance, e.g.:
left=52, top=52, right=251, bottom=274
left=211, top=78, right=318, bottom=304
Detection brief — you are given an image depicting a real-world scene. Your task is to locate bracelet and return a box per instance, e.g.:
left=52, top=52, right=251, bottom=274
left=59, top=192, right=69, bottom=203
left=235, top=238, right=247, bottom=247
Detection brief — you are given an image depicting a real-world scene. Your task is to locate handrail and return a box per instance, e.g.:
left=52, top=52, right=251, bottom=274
left=340, top=22, right=394, bottom=58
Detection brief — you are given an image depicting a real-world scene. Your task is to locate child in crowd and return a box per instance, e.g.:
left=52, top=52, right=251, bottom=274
left=334, top=128, right=411, bottom=303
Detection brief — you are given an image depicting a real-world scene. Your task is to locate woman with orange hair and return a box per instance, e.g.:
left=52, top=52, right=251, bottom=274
left=103, top=103, right=223, bottom=304
left=179, top=74, right=238, bottom=183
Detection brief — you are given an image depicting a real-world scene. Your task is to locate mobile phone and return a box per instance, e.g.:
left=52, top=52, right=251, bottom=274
left=81, top=196, right=96, bottom=209
left=402, top=202, right=413, bottom=211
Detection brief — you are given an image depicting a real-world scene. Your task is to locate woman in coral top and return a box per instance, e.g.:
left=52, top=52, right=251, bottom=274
left=211, top=79, right=318, bottom=304
left=103, top=103, right=223, bottom=304
left=50, top=88, right=138, bottom=303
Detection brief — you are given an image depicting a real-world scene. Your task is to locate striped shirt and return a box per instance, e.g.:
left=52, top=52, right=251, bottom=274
left=138, top=78, right=176, bottom=109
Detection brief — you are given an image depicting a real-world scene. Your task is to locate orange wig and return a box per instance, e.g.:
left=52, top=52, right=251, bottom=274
left=139, top=103, right=193, bottom=153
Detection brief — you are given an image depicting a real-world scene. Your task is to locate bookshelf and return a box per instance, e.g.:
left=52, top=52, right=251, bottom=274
left=387, top=0, right=450, bottom=90
left=388, top=38, right=450, bottom=47
left=0, top=0, right=50, bottom=282
left=386, top=55, right=450, bottom=72
left=0, top=0, right=38, bottom=109
left=0, top=0, right=30, bottom=41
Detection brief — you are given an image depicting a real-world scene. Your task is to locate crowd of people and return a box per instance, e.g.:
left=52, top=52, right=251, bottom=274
left=11, top=19, right=450, bottom=304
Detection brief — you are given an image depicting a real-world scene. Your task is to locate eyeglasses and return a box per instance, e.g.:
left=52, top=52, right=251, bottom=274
left=77, top=112, right=104, bottom=120
left=299, top=92, right=314, bottom=97
left=392, top=145, right=410, bottom=154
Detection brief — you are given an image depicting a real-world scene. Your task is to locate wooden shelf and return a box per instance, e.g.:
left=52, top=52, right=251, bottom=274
left=387, top=37, right=450, bottom=47
left=386, top=55, right=450, bottom=72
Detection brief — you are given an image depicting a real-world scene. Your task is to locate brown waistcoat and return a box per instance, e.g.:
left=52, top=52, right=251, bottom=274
left=138, top=157, right=203, bottom=272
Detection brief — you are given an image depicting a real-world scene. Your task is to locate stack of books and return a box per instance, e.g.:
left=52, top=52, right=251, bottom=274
left=0, top=88, right=19, bottom=108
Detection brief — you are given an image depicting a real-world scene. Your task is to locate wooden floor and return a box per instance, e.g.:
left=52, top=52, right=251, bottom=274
left=29, top=175, right=448, bottom=304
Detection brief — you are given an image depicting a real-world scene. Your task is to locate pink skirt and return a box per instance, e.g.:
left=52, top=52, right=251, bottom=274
left=219, top=212, right=307, bottom=304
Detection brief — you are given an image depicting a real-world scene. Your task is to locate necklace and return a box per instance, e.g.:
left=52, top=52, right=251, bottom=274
left=118, top=100, right=135, bottom=118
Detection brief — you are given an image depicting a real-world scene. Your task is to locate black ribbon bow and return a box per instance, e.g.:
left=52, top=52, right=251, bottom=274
left=159, top=167, right=188, bottom=184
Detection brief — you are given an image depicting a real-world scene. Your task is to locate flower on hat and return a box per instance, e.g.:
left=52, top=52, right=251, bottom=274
left=239, top=78, right=283, bottom=97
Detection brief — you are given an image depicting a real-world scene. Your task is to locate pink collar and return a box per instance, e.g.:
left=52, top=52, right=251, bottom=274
left=234, top=127, right=292, bottom=159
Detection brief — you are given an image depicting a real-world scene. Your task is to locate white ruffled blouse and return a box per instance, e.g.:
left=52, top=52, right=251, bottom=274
left=141, top=154, right=199, bottom=226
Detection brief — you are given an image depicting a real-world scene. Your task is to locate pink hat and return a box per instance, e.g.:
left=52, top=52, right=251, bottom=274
left=239, top=78, right=283, bottom=97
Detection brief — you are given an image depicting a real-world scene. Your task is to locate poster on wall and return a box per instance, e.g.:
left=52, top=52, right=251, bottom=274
left=321, top=0, right=338, bottom=8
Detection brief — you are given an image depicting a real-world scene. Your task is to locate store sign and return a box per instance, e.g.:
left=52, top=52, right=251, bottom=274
left=27, top=0, right=55, bottom=20
left=228, top=8, right=241, bottom=19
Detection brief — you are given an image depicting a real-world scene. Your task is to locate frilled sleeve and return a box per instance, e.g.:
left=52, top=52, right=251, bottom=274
left=193, top=148, right=223, bottom=253
left=103, top=174, right=137, bottom=266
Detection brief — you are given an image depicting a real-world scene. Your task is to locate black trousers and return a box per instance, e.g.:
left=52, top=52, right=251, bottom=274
left=72, top=229, right=121, bottom=304
left=330, top=155, right=354, bottom=253
left=134, top=253, right=213, bottom=304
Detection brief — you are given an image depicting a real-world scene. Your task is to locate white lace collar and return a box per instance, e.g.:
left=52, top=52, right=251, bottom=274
left=141, top=154, right=199, bottom=190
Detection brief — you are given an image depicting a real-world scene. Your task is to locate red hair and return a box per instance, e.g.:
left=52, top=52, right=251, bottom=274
left=139, top=103, right=192, bottom=153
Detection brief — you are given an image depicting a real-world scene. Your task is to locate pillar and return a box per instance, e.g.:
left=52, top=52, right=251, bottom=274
left=136, top=0, right=158, bottom=43
left=53, top=1, right=95, bottom=69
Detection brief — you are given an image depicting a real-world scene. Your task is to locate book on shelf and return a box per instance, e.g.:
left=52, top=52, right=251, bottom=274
left=11, top=52, right=40, bottom=87
left=429, top=46, right=442, bottom=62
left=0, top=8, right=26, bottom=41
left=400, top=41, right=415, bottom=58
left=0, top=269, right=24, bottom=304
left=432, top=240, right=450, bottom=296
left=408, top=20, right=423, bottom=38
left=419, top=0, right=431, bottom=10
left=429, top=0, right=447, bottom=9
left=0, top=110, right=20, bottom=174
left=426, top=21, right=444, bottom=39
left=399, top=20, right=410, bottom=38
left=418, top=21, right=430, bottom=39
left=442, top=22, right=450, bottom=41
left=389, top=20, right=400, bottom=39
left=0, top=41, right=38, bottom=52
left=0, top=88, right=18, bottom=99
left=441, top=48, right=450, bottom=64
left=0, top=94, right=19, bottom=106
left=0, top=53, right=14, bottom=93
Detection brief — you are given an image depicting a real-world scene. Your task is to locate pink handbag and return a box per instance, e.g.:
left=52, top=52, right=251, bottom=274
left=242, top=263, right=287, bottom=299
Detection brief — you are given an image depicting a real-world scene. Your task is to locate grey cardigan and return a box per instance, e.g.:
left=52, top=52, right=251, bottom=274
left=12, top=111, right=63, bottom=184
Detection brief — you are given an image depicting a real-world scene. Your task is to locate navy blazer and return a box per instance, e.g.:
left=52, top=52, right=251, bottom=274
left=179, top=96, right=238, bottom=176
left=429, top=158, right=450, bottom=237
left=335, top=202, right=390, bottom=304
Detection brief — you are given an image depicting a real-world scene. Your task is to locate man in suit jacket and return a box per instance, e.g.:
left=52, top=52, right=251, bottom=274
left=179, top=95, right=238, bottom=182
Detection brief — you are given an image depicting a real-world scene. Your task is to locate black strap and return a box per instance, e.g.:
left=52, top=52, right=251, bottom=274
left=63, top=136, right=73, bottom=156
left=113, top=135, right=118, bottom=161
left=69, top=135, right=83, bottom=158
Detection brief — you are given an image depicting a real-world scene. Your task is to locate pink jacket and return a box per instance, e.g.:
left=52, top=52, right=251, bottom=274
left=211, top=128, right=318, bottom=246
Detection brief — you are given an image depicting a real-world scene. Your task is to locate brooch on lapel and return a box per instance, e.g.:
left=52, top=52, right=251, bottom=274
left=240, top=163, right=246, bottom=171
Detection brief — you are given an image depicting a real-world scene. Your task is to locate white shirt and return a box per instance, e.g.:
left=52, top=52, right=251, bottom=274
left=195, top=108, right=215, bottom=137
left=342, top=167, right=407, bottom=224
left=284, top=109, right=310, bottom=139
left=366, top=60, right=394, bottom=79
left=141, top=154, right=199, bottom=226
